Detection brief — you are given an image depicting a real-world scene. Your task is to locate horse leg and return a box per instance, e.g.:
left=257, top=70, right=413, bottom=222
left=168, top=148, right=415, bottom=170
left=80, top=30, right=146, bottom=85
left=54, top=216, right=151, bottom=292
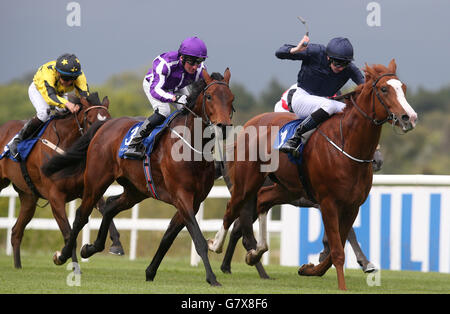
left=178, top=193, right=220, bottom=286
left=81, top=192, right=143, bottom=259
left=146, top=211, right=185, bottom=282
left=347, top=227, right=376, bottom=273
left=54, top=169, right=115, bottom=265
left=54, top=193, right=104, bottom=265
left=11, top=192, right=37, bottom=269
left=298, top=198, right=347, bottom=290
left=49, top=196, right=81, bottom=273
left=208, top=163, right=265, bottom=253
left=245, top=183, right=296, bottom=266
left=96, top=196, right=125, bottom=256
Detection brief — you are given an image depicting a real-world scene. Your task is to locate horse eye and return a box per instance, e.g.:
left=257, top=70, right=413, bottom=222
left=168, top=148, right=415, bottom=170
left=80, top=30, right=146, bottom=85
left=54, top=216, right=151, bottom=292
left=381, top=86, right=388, bottom=93
left=206, top=94, right=212, bottom=101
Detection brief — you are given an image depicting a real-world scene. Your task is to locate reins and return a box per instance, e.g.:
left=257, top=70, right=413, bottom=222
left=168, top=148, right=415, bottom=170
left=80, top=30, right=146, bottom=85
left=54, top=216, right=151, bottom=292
left=318, top=73, right=396, bottom=164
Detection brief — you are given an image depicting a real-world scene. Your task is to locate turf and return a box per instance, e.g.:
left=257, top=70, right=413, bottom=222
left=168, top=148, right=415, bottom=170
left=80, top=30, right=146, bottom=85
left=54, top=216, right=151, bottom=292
left=1, top=253, right=449, bottom=294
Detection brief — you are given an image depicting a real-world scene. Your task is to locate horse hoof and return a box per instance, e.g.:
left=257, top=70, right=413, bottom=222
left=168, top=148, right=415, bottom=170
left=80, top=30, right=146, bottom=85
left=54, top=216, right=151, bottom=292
left=109, top=245, right=125, bottom=256
left=220, top=265, right=232, bottom=274
left=208, top=280, right=222, bottom=287
left=245, top=249, right=258, bottom=266
left=298, top=263, right=315, bottom=276
left=53, top=251, right=64, bottom=266
left=363, top=262, right=377, bottom=273
left=207, top=239, right=222, bottom=253
left=80, top=244, right=96, bottom=259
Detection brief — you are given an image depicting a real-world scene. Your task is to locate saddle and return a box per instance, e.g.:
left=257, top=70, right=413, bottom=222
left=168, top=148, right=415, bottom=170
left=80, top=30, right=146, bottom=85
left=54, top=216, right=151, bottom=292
left=118, top=110, right=183, bottom=199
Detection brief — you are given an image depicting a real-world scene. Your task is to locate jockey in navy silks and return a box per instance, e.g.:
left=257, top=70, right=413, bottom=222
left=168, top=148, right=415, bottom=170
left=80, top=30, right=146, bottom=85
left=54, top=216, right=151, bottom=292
left=124, top=36, right=208, bottom=159
left=275, top=36, right=364, bottom=155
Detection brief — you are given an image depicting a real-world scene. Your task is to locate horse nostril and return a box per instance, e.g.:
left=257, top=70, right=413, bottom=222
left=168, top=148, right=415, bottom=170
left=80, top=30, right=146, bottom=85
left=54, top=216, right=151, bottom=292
left=401, top=114, right=409, bottom=122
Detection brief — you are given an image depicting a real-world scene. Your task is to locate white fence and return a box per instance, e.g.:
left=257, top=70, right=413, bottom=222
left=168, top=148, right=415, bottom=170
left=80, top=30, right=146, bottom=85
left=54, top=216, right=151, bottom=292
left=0, top=184, right=278, bottom=265
left=1, top=175, right=450, bottom=271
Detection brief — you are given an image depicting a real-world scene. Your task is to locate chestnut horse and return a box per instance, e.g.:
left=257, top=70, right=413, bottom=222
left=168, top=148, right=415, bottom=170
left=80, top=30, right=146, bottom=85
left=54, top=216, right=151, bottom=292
left=209, top=60, right=418, bottom=290
left=42, top=69, right=234, bottom=286
left=214, top=162, right=375, bottom=278
left=0, top=93, right=124, bottom=269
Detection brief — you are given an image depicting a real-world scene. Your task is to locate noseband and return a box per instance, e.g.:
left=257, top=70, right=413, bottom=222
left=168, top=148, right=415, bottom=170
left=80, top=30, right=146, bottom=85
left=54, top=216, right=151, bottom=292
left=73, top=105, right=110, bottom=135
left=351, top=73, right=396, bottom=126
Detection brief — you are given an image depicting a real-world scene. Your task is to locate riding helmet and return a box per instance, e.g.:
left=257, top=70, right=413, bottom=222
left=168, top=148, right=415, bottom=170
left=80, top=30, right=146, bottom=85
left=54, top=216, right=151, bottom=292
left=326, top=37, right=354, bottom=61
left=178, top=37, right=208, bottom=58
left=55, top=53, right=82, bottom=77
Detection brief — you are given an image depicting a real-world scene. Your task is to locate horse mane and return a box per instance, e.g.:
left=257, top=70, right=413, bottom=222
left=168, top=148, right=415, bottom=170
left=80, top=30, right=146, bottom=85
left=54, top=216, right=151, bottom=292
left=184, top=72, right=225, bottom=108
left=41, top=119, right=107, bottom=179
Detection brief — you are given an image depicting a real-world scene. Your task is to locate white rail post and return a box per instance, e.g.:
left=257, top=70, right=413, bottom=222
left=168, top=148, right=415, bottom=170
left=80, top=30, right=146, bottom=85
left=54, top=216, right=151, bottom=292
left=6, top=196, right=16, bottom=256
left=190, top=202, right=204, bottom=266
left=129, top=203, right=139, bottom=260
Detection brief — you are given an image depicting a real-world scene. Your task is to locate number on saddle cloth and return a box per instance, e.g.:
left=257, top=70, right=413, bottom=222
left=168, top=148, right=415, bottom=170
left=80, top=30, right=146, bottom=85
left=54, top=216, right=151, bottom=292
left=274, top=118, right=316, bottom=165
left=118, top=110, right=180, bottom=160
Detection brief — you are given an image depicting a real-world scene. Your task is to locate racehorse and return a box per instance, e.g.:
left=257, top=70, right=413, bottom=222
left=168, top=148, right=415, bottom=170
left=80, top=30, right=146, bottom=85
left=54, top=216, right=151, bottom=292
left=42, top=69, right=234, bottom=286
left=214, top=162, right=375, bottom=279
left=208, top=60, right=418, bottom=290
left=0, top=93, right=124, bottom=269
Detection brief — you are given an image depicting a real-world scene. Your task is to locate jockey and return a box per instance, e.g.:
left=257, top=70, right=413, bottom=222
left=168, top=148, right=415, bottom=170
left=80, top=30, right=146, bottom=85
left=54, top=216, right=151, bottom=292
left=124, top=36, right=208, bottom=159
left=275, top=36, right=364, bottom=154
left=8, top=53, right=89, bottom=160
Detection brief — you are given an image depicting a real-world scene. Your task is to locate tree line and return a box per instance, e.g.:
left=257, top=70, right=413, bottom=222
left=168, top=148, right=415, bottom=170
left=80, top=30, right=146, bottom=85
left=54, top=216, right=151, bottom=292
left=1, top=71, right=449, bottom=174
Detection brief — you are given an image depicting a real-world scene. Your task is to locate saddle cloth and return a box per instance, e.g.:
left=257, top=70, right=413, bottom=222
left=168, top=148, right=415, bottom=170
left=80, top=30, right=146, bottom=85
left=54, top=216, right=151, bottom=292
left=0, top=117, right=54, bottom=162
left=274, top=118, right=316, bottom=165
left=118, top=110, right=180, bottom=160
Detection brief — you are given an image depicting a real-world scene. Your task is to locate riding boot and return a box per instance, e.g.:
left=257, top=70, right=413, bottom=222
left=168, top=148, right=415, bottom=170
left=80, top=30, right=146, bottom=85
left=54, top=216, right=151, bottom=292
left=123, top=111, right=166, bottom=159
left=279, top=108, right=330, bottom=156
left=8, top=117, right=44, bottom=160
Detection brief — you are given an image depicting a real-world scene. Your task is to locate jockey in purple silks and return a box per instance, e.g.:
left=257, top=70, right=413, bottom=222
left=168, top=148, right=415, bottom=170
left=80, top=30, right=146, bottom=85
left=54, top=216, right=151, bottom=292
left=124, top=36, right=208, bottom=159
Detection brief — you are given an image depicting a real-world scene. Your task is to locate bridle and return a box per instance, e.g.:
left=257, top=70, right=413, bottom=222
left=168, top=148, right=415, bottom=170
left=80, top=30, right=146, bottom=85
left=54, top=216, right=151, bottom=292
left=176, top=80, right=235, bottom=127
left=318, top=73, right=398, bottom=164
left=350, top=73, right=396, bottom=126
left=73, top=105, right=110, bottom=135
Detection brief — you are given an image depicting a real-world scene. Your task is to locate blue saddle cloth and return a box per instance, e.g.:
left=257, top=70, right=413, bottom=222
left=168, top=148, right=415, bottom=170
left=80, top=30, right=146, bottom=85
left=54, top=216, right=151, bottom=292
left=0, top=117, right=54, bottom=162
left=118, top=110, right=179, bottom=159
left=273, top=118, right=305, bottom=165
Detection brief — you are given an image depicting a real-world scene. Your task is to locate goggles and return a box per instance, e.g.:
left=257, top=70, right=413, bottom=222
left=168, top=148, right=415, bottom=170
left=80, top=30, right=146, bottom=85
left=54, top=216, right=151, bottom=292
left=330, top=58, right=350, bottom=68
left=183, top=55, right=205, bottom=66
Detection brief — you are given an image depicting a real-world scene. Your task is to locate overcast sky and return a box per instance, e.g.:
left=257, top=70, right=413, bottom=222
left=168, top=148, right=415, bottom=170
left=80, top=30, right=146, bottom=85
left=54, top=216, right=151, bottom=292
left=1, top=0, right=449, bottom=94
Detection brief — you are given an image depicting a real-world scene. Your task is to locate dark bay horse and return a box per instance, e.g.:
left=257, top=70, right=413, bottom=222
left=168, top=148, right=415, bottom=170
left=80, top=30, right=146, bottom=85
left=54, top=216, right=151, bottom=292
left=209, top=60, right=418, bottom=290
left=42, top=69, right=234, bottom=286
left=214, top=162, right=375, bottom=279
left=0, top=93, right=123, bottom=269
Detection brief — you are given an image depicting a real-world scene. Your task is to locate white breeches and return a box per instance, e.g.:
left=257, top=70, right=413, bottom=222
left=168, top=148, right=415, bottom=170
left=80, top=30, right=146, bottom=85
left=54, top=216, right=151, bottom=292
left=143, top=78, right=182, bottom=117
left=273, top=83, right=346, bottom=118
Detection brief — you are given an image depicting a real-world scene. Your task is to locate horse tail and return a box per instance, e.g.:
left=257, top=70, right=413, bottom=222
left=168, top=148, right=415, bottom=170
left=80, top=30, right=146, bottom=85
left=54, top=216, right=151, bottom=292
left=41, top=120, right=106, bottom=179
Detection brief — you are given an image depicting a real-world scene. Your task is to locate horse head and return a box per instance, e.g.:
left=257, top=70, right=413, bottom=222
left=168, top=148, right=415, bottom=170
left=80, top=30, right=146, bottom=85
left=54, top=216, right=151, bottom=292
left=189, top=69, right=234, bottom=137
left=77, top=92, right=111, bottom=134
left=363, top=59, right=418, bottom=133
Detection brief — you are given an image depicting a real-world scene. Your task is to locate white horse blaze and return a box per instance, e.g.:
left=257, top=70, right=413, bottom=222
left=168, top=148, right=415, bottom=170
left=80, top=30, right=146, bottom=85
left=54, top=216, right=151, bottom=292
left=97, top=113, right=107, bottom=121
left=387, top=79, right=418, bottom=126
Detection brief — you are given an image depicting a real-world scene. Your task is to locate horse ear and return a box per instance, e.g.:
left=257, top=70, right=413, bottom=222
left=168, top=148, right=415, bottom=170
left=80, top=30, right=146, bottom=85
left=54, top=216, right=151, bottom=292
left=364, top=63, right=377, bottom=82
left=388, top=58, right=397, bottom=73
left=202, top=69, right=212, bottom=84
left=102, top=96, right=109, bottom=108
left=223, top=67, right=231, bottom=84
